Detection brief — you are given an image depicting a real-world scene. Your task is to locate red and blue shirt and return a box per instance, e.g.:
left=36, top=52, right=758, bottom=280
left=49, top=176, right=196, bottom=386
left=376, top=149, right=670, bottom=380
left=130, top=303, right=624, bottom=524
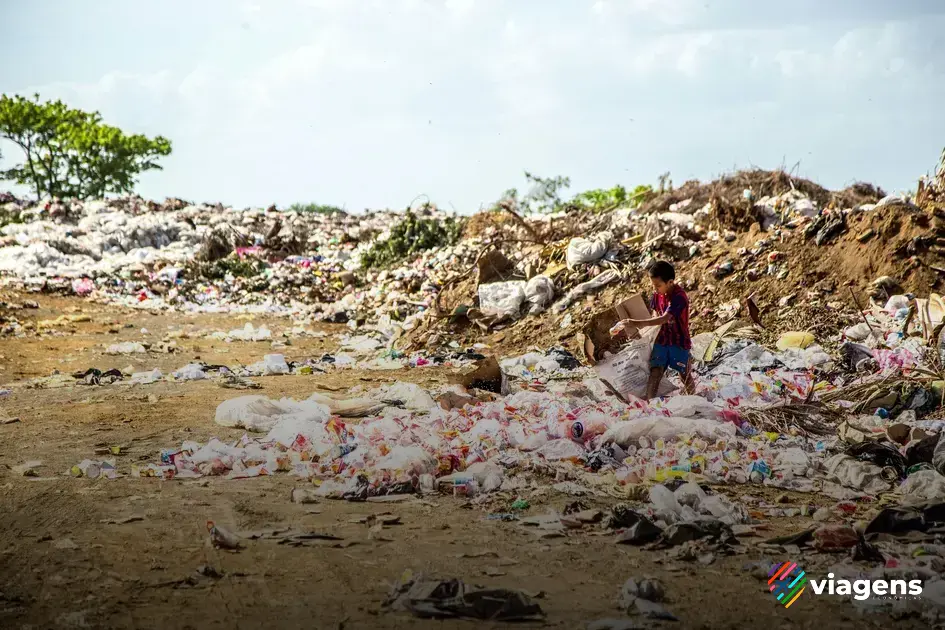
left=650, top=284, right=691, bottom=350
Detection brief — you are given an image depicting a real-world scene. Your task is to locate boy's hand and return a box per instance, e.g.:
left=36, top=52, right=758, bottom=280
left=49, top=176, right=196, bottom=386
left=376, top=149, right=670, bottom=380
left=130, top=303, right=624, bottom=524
left=610, top=319, right=633, bottom=336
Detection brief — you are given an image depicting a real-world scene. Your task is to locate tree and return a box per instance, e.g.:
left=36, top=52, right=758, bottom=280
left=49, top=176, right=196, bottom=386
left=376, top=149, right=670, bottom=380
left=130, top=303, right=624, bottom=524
left=0, top=94, right=171, bottom=200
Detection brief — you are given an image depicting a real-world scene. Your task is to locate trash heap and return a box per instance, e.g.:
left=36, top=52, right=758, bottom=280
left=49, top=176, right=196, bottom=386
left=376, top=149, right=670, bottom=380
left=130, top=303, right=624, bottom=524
left=0, top=197, right=478, bottom=330
left=4, top=163, right=945, bottom=356
left=63, top=283, right=945, bottom=618
left=25, top=154, right=945, bottom=620
left=109, top=295, right=939, bottom=491
left=404, top=166, right=945, bottom=355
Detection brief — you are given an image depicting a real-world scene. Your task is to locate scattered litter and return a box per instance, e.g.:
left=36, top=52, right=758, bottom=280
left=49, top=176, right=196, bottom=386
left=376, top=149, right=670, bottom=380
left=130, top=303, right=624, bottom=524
left=384, top=572, right=545, bottom=621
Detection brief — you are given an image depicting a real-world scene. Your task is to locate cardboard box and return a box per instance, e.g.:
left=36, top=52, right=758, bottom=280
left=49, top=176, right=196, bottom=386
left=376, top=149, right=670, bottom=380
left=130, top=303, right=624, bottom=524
left=582, top=293, right=651, bottom=365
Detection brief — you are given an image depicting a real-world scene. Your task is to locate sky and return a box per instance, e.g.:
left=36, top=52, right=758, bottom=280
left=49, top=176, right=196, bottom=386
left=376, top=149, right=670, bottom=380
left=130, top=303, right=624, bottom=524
left=1, top=0, right=944, bottom=212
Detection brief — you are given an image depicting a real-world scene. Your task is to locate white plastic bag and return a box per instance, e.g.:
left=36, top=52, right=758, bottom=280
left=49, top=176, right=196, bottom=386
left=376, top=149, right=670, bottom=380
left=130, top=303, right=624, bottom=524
left=373, top=446, right=437, bottom=476
left=775, top=448, right=811, bottom=478
left=823, top=453, right=892, bottom=495
left=247, top=354, right=289, bottom=375
left=898, top=469, right=945, bottom=502
left=172, top=363, right=208, bottom=381
left=214, top=395, right=330, bottom=434
left=662, top=395, right=719, bottom=420
left=524, top=275, right=555, bottom=314
left=595, top=327, right=674, bottom=400
left=535, top=438, right=586, bottom=461
left=130, top=368, right=162, bottom=384
left=673, top=481, right=707, bottom=509
left=566, top=232, right=611, bottom=269
left=371, top=381, right=435, bottom=411
left=884, top=295, right=910, bottom=314
left=478, top=281, right=527, bottom=318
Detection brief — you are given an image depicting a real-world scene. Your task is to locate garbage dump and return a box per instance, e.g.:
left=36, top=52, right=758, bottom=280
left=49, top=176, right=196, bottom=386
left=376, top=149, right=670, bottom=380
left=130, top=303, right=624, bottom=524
left=5, top=156, right=945, bottom=626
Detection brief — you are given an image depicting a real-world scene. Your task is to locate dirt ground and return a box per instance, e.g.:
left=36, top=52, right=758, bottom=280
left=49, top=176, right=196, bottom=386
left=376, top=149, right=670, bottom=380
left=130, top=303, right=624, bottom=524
left=0, top=295, right=930, bottom=629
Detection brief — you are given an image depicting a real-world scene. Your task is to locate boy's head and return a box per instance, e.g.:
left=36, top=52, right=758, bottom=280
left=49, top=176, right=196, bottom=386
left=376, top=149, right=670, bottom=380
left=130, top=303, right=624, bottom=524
left=647, top=260, right=676, bottom=294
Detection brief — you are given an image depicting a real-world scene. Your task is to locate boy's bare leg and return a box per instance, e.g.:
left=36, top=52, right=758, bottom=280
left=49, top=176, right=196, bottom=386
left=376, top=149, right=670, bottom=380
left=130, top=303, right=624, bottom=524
left=682, top=359, right=695, bottom=395
left=646, top=367, right=665, bottom=400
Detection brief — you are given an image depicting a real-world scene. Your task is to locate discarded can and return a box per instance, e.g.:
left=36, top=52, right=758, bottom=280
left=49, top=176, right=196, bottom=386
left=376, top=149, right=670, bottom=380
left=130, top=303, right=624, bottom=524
left=570, top=421, right=584, bottom=440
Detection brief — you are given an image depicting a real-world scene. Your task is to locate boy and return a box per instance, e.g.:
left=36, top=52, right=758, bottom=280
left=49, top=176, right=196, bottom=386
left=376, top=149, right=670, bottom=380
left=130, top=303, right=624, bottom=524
left=614, top=260, right=695, bottom=399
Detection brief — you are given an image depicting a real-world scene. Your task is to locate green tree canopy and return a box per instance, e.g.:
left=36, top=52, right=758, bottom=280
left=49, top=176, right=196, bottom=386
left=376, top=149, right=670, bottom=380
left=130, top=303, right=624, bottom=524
left=0, top=93, right=171, bottom=200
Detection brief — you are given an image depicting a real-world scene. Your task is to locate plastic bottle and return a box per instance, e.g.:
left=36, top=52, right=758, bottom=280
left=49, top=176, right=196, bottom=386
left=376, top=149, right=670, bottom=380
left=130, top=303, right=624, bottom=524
left=748, top=459, right=771, bottom=483
left=329, top=443, right=356, bottom=460
left=418, top=474, right=435, bottom=493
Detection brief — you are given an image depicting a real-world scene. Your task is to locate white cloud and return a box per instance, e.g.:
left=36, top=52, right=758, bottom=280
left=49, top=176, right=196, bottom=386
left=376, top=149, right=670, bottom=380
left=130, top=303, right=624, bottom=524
left=5, top=1, right=943, bottom=208
left=592, top=0, right=699, bottom=25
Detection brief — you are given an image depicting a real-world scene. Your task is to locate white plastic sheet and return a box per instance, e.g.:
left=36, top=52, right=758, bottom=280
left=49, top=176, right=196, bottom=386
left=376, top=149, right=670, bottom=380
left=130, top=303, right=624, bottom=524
left=823, top=453, right=892, bottom=495
left=478, top=281, right=527, bottom=318
left=524, top=275, right=555, bottom=314
left=602, top=415, right=736, bottom=445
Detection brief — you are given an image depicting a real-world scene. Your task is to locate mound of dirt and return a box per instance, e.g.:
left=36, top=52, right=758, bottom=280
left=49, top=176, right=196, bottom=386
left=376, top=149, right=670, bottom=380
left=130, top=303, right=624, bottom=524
left=402, top=171, right=944, bottom=359
left=638, top=169, right=834, bottom=216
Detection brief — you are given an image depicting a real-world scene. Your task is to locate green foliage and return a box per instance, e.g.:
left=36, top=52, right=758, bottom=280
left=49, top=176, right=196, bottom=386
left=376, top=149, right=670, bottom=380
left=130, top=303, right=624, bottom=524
left=522, top=171, right=571, bottom=213
left=0, top=93, right=171, bottom=200
left=360, top=211, right=465, bottom=269
left=202, top=255, right=267, bottom=280
left=496, top=172, right=572, bottom=214
left=567, top=183, right=657, bottom=213
left=287, top=202, right=346, bottom=215
left=501, top=172, right=659, bottom=215
left=0, top=207, right=23, bottom=228
left=573, top=185, right=628, bottom=210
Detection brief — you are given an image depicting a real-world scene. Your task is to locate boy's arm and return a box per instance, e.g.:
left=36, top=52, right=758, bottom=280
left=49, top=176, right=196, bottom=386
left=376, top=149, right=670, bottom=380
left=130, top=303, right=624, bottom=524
left=617, top=293, right=683, bottom=331
left=620, top=313, right=671, bottom=329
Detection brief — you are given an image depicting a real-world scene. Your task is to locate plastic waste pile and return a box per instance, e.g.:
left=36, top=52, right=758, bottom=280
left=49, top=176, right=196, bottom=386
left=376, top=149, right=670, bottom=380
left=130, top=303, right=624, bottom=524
left=0, top=196, right=480, bottom=331
left=96, top=302, right=944, bottom=512
left=0, top=167, right=915, bottom=349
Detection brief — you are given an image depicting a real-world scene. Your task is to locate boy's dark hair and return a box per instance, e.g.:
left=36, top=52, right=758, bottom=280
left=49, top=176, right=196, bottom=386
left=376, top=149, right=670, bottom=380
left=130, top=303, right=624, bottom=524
left=648, top=260, right=675, bottom=282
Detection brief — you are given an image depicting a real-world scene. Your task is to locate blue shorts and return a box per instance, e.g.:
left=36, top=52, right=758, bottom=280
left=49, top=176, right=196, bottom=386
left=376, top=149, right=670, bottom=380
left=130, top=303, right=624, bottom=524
left=650, top=344, right=690, bottom=374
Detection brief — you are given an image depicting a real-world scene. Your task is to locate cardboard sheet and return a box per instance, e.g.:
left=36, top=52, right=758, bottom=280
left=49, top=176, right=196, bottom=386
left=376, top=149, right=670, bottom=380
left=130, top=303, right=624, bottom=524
left=582, top=293, right=651, bottom=365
